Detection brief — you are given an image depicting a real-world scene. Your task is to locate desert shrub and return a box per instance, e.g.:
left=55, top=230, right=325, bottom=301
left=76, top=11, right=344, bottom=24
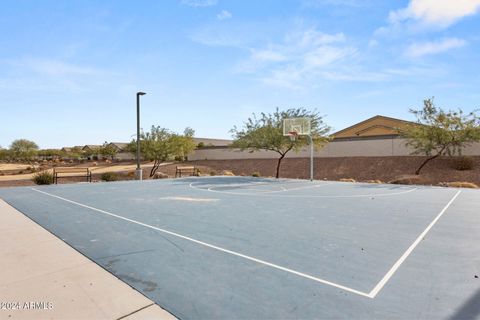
left=451, top=156, right=475, bottom=171
left=389, top=175, right=423, bottom=185
left=26, top=166, right=37, bottom=173
left=33, top=171, right=54, bottom=185
left=252, top=171, right=261, bottom=177
left=127, top=171, right=135, bottom=178
left=101, top=172, right=118, bottom=182
left=222, top=170, right=235, bottom=176
left=339, top=178, right=356, bottom=183
left=0, top=172, right=4, bottom=176
left=209, top=170, right=217, bottom=176
left=442, top=181, right=478, bottom=189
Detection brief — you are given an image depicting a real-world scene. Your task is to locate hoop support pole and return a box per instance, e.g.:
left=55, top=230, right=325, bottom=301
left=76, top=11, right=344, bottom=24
left=308, top=135, right=313, bottom=181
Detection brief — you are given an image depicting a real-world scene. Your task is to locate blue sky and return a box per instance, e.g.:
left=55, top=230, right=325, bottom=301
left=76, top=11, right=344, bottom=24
left=1, top=0, right=479, bottom=148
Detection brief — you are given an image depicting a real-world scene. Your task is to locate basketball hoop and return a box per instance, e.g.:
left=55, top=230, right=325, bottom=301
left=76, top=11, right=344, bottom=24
left=288, top=131, right=298, bottom=142
left=283, top=117, right=314, bottom=181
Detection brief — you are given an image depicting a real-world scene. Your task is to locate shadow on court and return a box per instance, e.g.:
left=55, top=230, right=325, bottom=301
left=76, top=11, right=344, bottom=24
left=448, top=289, right=480, bottom=320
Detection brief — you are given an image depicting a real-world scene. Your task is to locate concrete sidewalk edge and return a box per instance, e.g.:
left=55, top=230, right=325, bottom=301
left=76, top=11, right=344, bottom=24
left=0, top=198, right=177, bottom=320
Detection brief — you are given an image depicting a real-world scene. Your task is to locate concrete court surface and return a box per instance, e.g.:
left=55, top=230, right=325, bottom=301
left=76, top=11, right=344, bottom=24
left=0, top=176, right=479, bottom=319
left=0, top=199, right=175, bottom=320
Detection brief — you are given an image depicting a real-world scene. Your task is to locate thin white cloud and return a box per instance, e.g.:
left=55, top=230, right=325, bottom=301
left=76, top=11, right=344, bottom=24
left=250, top=49, right=287, bottom=62
left=217, top=10, right=232, bottom=20
left=0, top=58, right=116, bottom=93
left=383, top=66, right=445, bottom=77
left=181, top=0, right=217, bottom=7
left=25, top=59, right=102, bottom=76
left=190, top=23, right=259, bottom=47
left=249, top=29, right=351, bottom=70
left=195, top=25, right=400, bottom=88
left=286, top=29, right=346, bottom=47
left=389, top=0, right=480, bottom=28
left=193, top=21, right=448, bottom=89
left=303, top=0, right=368, bottom=7
left=261, top=66, right=303, bottom=90
left=405, top=38, right=467, bottom=57
left=303, top=46, right=355, bottom=68
left=368, top=39, right=379, bottom=47
left=237, top=29, right=357, bottom=88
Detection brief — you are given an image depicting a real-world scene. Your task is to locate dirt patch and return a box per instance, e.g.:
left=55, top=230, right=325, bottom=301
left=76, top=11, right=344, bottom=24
left=1, top=156, right=479, bottom=188
left=0, top=179, right=35, bottom=188
left=0, top=163, right=31, bottom=171
left=188, top=156, right=480, bottom=186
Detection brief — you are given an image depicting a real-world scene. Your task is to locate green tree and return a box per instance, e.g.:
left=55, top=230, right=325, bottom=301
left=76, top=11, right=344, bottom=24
left=170, top=127, right=196, bottom=161
left=128, top=126, right=196, bottom=177
left=231, top=108, right=331, bottom=178
left=401, top=98, right=480, bottom=175
left=38, top=149, right=64, bottom=160
left=83, top=147, right=99, bottom=160
left=0, top=146, right=10, bottom=161
left=9, top=139, right=39, bottom=162
left=68, top=146, right=85, bottom=160
left=100, top=142, right=118, bottom=160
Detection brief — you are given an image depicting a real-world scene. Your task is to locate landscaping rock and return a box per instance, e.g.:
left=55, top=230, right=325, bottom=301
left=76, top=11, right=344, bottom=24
left=153, top=172, right=169, bottom=179
left=389, top=175, right=423, bottom=185
left=440, top=181, right=478, bottom=189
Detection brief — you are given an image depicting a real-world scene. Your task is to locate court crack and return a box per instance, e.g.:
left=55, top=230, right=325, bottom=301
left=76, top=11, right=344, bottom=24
left=95, top=248, right=157, bottom=261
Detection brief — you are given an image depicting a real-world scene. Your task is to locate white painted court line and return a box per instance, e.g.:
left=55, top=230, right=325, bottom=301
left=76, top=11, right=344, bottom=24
left=192, top=179, right=309, bottom=191
left=368, top=190, right=462, bottom=298
left=30, top=188, right=372, bottom=298
left=266, top=183, right=331, bottom=193
left=190, top=182, right=417, bottom=198
left=209, top=183, right=332, bottom=194
left=159, top=196, right=219, bottom=202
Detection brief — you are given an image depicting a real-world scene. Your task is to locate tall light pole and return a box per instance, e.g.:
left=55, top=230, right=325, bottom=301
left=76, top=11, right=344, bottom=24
left=136, top=92, right=146, bottom=180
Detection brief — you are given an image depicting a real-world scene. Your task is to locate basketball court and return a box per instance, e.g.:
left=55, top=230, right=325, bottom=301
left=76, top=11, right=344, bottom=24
left=1, top=177, right=479, bottom=319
